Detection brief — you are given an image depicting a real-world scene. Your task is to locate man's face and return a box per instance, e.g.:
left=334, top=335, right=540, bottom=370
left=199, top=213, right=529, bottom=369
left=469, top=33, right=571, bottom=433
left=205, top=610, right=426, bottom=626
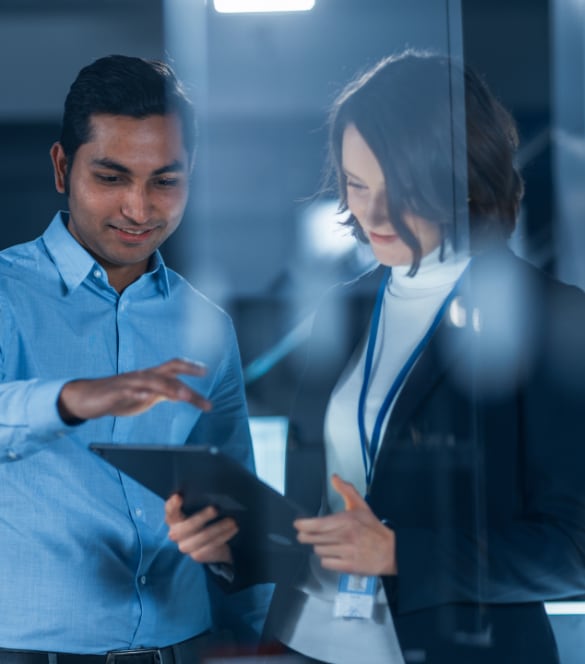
left=51, top=113, right=191, bottom=290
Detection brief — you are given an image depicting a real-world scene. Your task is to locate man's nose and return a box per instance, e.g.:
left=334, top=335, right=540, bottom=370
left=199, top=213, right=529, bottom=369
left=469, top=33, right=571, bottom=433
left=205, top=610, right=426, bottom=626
left=121, top=185, right=152, bottom=224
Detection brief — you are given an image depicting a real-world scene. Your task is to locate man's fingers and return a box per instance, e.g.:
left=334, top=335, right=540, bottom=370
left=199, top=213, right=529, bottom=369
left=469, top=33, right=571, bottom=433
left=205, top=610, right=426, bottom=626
left=125, top=373, right=212, bottom=412
left=152, top=360, right=212, bottom=411
left=148, top=369, right=212, bottom=411
left=151, top=380, right=211, bottom=412
left=156, top=358, right=208, bottom=378
left=193, top=542, right=234, bottom=565
left=164, top=494, right=185, bottom=526
left=181, top=519, right=238, bottom=553
left=58, top=359, right=213, bottom=421
left=164, top=499, right=237, bottom=564
left=181, top=389, right=212, bottom=412
left=167, top=505, right=219, bottom=540
left=172, top=519, right=238, bottom=560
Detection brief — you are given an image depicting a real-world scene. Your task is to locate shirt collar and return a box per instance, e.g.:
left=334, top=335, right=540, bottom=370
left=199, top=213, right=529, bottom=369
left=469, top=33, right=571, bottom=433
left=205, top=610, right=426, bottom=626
left=42, top=211, right=171, bottom=297
left=148, top=250, right=171, bottom=298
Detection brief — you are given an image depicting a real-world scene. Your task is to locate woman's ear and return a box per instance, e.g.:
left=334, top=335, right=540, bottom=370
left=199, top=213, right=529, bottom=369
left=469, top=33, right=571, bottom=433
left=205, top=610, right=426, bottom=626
left=50, top=142, right=68, bottom=194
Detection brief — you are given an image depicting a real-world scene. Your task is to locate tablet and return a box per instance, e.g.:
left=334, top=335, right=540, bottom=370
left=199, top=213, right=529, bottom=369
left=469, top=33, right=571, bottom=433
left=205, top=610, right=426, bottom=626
left=90, top=443, right=309, bottom=557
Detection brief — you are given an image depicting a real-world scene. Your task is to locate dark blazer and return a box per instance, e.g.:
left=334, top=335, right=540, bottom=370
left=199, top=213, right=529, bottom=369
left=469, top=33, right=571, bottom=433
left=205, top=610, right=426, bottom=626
left=266, top=249, right=585, bottom=663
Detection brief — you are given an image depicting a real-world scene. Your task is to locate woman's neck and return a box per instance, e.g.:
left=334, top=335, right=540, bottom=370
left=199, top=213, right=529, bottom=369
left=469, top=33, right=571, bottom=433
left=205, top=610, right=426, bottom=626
left=388, top=243, right=470, bottom=297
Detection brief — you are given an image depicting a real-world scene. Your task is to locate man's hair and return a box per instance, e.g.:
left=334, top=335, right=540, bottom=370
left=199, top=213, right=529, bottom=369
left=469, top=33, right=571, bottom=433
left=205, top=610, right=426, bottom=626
left=59, top=54, right=197, bottom=165
left=328, top=50, right=524, bottom=274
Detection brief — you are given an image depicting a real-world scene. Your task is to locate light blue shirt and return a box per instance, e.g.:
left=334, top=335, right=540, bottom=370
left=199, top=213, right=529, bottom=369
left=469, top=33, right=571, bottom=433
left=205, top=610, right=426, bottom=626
left=0, top=212, right=268, bottom=653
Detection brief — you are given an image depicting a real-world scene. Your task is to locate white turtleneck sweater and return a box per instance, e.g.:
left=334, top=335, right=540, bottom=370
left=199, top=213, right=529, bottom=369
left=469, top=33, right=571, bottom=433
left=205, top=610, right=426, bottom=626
left=273, top=246, right=470, bottom=664
left=325, top=245, right=470, bottom=512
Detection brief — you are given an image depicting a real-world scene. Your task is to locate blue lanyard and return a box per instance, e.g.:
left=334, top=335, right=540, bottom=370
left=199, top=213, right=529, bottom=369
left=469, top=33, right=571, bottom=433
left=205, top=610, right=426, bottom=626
left=357, top=266, right=466, bottom=492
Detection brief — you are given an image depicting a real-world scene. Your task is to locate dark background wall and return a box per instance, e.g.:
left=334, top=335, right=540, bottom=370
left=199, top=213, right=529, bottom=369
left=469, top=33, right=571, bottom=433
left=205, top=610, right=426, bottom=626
left=0, top=0, right=562, bottom=423
left=0, top=0, right=552, bottom=282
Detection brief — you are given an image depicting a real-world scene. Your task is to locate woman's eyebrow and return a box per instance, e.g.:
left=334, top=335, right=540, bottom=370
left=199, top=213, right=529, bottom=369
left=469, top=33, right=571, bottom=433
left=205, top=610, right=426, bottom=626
left=342, top=167, right=363, bottom=180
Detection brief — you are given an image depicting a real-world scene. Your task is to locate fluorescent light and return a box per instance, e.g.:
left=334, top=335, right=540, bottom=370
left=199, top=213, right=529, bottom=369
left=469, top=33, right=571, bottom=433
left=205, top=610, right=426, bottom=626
left=545, top=602, right=585, bottom=615
left=214, top=0, right=315, bottom=13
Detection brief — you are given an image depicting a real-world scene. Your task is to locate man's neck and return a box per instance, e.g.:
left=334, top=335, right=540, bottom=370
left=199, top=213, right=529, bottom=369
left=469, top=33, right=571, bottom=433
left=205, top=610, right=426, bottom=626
left=105, top=259, right=151, bottom=293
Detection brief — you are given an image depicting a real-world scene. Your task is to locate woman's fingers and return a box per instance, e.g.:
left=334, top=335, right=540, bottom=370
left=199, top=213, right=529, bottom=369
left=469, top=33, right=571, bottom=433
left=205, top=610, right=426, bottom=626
left=330, top=474, right=367, bottom=511
left=295, top=501, right=397, bottom=576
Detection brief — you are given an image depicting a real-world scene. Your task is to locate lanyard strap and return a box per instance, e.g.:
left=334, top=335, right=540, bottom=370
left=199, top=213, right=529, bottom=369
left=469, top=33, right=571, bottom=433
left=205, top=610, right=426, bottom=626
left=357, top=266, right=466, bottom=491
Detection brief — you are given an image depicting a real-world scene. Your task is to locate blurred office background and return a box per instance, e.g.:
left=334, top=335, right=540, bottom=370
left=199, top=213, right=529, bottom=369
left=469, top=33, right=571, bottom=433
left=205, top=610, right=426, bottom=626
left=1, top=0, right=584, bottom=660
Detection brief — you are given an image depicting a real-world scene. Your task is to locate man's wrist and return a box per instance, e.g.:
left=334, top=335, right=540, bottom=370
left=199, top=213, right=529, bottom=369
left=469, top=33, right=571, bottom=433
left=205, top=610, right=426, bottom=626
left=57, top=383, right=86, bottom=426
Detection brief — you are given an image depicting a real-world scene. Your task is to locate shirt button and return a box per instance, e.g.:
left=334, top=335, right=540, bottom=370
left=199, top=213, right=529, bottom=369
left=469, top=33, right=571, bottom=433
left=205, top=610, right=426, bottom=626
left=135, top=508, right=143, bottom=518
left=6, top=450, right=19, bottom=461
left=140, top=576, right=147, bottom=585
left=93, top=269, right=102, bottom=279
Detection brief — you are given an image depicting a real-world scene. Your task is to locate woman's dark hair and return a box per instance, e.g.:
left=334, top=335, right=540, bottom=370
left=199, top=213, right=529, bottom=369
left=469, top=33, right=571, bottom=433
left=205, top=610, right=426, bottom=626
left=59, top=54, right=197, bottom=166
left=329, top=50, right=524, bottom=274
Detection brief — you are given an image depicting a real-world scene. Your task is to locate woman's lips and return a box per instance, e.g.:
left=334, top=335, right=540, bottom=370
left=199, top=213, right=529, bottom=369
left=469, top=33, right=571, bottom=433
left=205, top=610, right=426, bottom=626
left=369, top=230, right=399, bottom=244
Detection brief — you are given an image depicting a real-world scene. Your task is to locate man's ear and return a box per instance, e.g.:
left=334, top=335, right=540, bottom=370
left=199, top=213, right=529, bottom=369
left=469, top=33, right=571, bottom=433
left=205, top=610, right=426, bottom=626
left=50, top=142, right=68, bottom=194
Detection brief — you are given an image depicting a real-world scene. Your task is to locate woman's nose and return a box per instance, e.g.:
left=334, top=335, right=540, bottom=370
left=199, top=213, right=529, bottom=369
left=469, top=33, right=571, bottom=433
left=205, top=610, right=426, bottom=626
left=364, top=192, right=390, bottom=228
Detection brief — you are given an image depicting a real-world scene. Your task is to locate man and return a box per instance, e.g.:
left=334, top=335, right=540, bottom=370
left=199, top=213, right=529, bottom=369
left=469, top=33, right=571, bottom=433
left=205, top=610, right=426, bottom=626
left=0, top=55, right=269, bottom=661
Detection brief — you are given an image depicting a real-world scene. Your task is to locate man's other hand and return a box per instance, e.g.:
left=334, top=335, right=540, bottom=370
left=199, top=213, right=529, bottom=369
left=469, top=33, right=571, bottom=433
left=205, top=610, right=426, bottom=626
left=165, top=494, right=237, bottom=564
left=57, top=358, right=211, bottom=423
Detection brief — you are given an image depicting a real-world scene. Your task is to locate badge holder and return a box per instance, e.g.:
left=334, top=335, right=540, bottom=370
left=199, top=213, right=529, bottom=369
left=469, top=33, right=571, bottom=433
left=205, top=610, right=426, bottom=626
left=333, top=573, right=378, bottom=619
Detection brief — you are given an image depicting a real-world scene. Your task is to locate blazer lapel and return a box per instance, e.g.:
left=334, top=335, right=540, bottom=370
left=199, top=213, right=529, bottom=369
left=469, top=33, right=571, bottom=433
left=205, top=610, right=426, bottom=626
left=384, top=313, right=471, bottom=442
left=285, top=267, right=380, bottom=513
left=382, top=274, right=475, bottom=446
left=291, top=272, right=379, bottom=445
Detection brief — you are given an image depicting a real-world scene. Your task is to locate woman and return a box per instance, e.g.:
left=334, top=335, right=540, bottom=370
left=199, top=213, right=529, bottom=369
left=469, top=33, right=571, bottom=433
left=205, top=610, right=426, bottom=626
left=167, top=51, right=585, bottom=663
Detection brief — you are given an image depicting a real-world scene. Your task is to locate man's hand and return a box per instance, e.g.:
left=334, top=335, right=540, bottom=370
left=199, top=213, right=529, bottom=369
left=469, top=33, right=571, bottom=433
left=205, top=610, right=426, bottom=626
left=165, top=494, right=237, bottom=564
left=57, top=358, right=211, bottom=423
left=294, top=474, right=397, bottom=576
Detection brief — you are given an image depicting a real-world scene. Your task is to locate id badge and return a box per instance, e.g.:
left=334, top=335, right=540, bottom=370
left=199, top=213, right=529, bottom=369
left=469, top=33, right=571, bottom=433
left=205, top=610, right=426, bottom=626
left=333, top=573, right=377, bottom=620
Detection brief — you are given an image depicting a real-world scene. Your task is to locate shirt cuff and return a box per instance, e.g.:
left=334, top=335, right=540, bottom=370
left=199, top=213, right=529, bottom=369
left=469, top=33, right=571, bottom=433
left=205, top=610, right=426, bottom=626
left=25, top=379, right=81, bottom=437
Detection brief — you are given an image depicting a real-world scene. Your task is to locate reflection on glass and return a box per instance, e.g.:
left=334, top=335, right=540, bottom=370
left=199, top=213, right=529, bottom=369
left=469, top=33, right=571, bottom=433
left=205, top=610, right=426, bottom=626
left=161, top=0, right=585, bottom=661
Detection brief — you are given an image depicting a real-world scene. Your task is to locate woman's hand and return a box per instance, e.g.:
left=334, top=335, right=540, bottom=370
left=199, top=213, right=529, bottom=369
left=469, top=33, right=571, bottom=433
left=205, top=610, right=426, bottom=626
left=294, top=474, right=397, bottom=576
left=165, top=494, right=237, bottom=564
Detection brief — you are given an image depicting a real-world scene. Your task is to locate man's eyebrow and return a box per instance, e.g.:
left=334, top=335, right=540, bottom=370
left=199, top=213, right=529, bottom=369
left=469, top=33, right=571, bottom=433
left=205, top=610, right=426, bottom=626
left=152, top=160, right=187, bottom=176
left=91, top=158, right=131, bottom=174
left=90, top=158, right=187, bottom=176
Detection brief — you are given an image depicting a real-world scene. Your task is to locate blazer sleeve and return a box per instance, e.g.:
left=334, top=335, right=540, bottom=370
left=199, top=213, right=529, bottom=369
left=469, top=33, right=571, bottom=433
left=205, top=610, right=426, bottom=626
left=389, top=263, right=585, bottom=614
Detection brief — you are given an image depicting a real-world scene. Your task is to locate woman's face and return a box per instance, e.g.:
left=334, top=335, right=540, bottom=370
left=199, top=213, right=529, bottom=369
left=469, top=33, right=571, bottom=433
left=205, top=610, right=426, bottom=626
left=341, top=123, right=441, bottom=267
